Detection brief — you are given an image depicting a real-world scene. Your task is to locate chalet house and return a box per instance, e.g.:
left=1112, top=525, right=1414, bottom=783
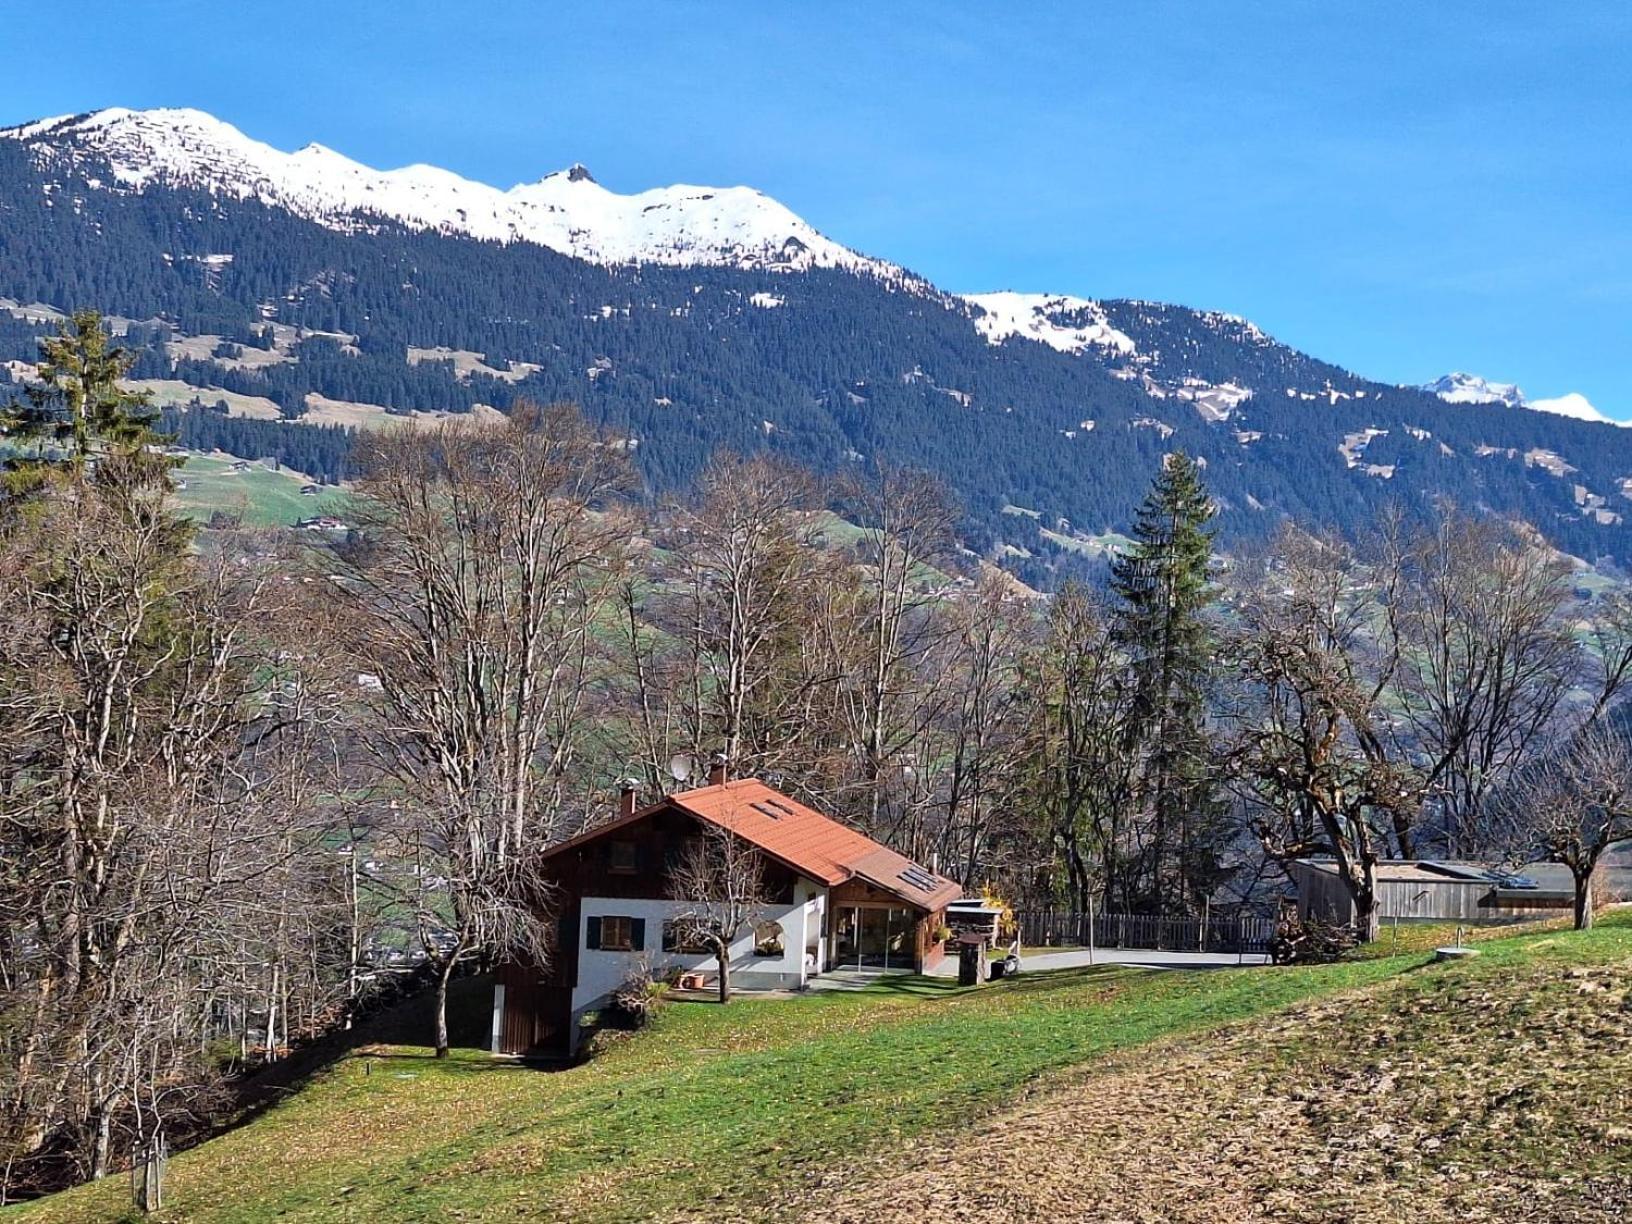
left=493, top=771, right=961, bottom=1057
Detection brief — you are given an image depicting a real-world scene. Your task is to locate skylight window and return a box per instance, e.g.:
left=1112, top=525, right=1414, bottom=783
left=898, top=866, right=939, bottom=892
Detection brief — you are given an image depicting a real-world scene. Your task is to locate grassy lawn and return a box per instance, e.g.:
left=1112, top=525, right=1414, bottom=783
left=13, top=915, right=1629, bottom=1223
left=171, top=453, right=341, bottom=528
left=804, top=911, right=1632, bottom=1223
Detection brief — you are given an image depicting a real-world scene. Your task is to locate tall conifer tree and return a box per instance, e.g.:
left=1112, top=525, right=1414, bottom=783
left=3, top=310, right=165, bottom=492
left=1110, top=452, right=1226, bottom=913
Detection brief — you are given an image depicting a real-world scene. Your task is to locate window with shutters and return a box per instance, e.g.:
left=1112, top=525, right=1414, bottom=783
left=599, top=915, right=635, bottom=951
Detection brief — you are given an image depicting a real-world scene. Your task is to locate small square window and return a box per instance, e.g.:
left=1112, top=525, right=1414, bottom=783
left=608, top=840, right=638, bottom=874
left=600, top=915, right=634, bottom=951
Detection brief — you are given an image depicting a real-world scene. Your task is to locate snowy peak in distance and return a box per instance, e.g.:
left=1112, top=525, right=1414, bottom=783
left=0, top=107, right=902, bottom=277
left=1527, top=392, right=1619, bottom=426
left=1423, top=372, right=1622, bottom=427
left=1423, top=371, right=1525, bottom=409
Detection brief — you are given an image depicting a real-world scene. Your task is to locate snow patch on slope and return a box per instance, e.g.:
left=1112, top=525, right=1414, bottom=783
left=0, top=107, right=907, bottom=277
left=963, top=292, right=1136, bottom=356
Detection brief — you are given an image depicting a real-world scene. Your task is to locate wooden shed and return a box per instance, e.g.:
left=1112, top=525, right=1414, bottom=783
left=1287, top=858, right=1629, bottom=926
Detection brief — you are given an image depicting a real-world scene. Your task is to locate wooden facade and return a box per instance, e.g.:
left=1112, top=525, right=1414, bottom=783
left=1289, top=859, right=1601, bottom=926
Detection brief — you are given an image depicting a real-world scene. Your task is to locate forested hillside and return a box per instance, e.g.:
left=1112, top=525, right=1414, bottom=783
left=5, top=119, right=1632, bottom=583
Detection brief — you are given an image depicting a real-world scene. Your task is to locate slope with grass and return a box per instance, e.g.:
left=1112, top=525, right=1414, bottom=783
left=170, top=453, right=338, bottom=527
left=11, top=916, right=1630, bottom=1223
left=810, top=914, right=1632, bottom=1223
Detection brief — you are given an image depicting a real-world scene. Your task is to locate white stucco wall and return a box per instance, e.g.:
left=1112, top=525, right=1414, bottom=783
left=574, top=879, right=827, bottom=1016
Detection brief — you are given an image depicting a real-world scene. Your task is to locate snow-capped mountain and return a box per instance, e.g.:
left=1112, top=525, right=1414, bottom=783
left=0, top=107, right=902, bottom=277
left=1526, top=392, right=1619, bottom=426
left=1423, top=372, right=1621, bottom=427
left=1423, top=372, right=1526, bottom=409
left=7, top=102, right=1632, bottom=576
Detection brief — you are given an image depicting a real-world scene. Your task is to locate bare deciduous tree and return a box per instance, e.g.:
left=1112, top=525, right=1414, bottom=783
left=834, top=466, right=960, bottom=835
left=1493, top=723, right=1632, bottom=929
left=331, top=403, right=627, bottom=1055
left=665, top=453, right=821, bottom=773
left=1016, top=583, right=1141, bottom=912
left=0, top=459, right=340, bottom=1196
left=666, top=822, right=769, bottom=1004
left=1382, top=514, right=1576, bottom=855
left=1223, top=529, right=1420, bottom=940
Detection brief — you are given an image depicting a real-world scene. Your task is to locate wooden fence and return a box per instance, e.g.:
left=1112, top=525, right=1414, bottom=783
left=1014, top=910, right=1276, bottom=954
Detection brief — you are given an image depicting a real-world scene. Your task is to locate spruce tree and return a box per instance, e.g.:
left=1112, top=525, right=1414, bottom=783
left=1110, top=452, right=1226, bottom=914
left=3, top=309, right=166, bottom=491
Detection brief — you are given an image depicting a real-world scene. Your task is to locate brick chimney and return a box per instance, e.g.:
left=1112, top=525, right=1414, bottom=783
left=618, top=780, right=639, bottom=817
left=707, top=753, right=729, bottom=787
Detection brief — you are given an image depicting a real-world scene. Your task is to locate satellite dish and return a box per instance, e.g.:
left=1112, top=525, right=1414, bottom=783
left=667, top=753, right=696, bottom=782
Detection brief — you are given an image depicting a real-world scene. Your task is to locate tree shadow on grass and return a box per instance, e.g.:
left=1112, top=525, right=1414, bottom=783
left=854, top=964, right=1137, bottom=1002
left=208, top=974, right=509, bottom=1140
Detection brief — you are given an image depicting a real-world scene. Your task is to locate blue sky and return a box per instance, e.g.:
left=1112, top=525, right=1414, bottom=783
left=8, top=1, right=1631, bottom=415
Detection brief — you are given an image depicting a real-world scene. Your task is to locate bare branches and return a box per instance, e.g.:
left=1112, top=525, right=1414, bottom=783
left=326, top=403, right=622, bottom=1054
left=0, top=480, right=343, bottom=1194
left=666, top=822, right=768, bottom=1003
left=1490, top=723, right=1632, bottom=929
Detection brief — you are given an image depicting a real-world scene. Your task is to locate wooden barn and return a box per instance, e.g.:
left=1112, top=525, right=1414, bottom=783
left=1288, top=858, right=1631, bottom=926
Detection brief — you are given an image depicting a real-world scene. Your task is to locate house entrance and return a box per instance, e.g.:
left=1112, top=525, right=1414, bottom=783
left=833, top=905, right=916, bottom=971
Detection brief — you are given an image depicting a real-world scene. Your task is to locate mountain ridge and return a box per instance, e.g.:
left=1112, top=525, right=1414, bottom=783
left=5, top=105, right=1632, bottom=579
left=0, top=107, right=910, bottom=278
left=1422, top=371, right=1618, bottom=427
left=5, top=106, right=1617, bottom=423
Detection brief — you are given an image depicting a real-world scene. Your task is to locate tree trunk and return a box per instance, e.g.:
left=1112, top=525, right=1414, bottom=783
left=1351, top=866, right=1382, bottom=943
left=716, top=949, right=731, bottom=1005
left=433, top=960, right=456, bottom=1058
left=1574, top=870, right=1595, bottom=931
left=89, top=1102, right=112, bottom=1182
left=1356, top=902, right=1381, bottom=944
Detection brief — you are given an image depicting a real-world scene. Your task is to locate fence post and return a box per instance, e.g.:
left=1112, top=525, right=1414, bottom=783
left=131, top=1132, right=166, bottom=1214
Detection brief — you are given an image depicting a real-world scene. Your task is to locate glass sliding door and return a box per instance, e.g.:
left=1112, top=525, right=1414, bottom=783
left=858, top=907, right=891, bottom=968
left=838, top=906, right=916, bottom=970
left=834, top=907, right=860, bottom=967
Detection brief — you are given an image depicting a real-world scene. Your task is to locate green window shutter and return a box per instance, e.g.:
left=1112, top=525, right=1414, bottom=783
left=630, top=918, right=646, bottom=950
left=585, top=916, right=602, bottom=950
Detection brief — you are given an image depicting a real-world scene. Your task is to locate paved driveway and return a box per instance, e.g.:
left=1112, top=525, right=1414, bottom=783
left=931, top=946, right=1269, bottom=975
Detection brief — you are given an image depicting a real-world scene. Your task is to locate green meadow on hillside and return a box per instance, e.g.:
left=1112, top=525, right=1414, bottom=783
left=14, top=914, right=1631, bottom=1223
left=170, top=453, right=341, bottom=527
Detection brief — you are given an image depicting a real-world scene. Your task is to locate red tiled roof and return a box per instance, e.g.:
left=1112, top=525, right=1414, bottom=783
left=670, top=779, right=961, bottom=910
left=539, top=777, right=961, bottom=911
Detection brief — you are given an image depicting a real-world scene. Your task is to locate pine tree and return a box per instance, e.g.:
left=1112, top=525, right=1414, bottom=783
left=1110, top=452, right=1226, bottom=914
left=3, top=309, right=165, bottom=490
